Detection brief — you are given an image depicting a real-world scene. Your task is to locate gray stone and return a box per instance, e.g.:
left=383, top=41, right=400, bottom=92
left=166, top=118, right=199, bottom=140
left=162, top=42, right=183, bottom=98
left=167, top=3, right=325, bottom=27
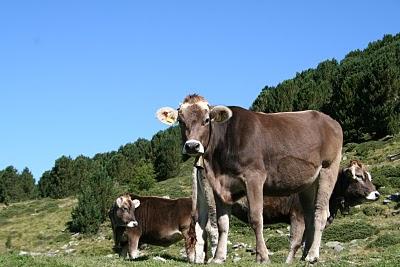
left=232, top=242, right=247, bottom=249
left=325, top=241, right=344, bottom=252
left=153, top=256, right=167, bottom=262
left=233, top=256, right=241, bottom=263
left=30, top=252, right=42, bottom=256
left=19, top=251, right=28, bottom=256
left=65, top=249, right=76, bottom=254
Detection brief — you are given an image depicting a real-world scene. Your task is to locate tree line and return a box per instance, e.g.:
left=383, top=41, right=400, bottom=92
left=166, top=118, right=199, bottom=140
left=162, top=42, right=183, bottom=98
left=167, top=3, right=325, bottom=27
left=0, top=126, right=182, bottom=204
left=0, top=166, right=37, bottom=204
left=251, top=34, right=400, bottom=142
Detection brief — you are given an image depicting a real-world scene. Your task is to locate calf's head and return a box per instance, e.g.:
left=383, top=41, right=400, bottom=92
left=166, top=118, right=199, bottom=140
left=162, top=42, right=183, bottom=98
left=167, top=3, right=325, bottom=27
left=156, top=94, right=232, bottom=156
left=340, top=160, right=380, bottom=204
left=112, top=195, right=141, bottom=228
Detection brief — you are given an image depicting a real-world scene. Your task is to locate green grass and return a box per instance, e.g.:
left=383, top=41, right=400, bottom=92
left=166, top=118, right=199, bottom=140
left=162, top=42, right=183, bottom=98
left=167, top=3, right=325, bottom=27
left=1, top=134, right=400, bottom=266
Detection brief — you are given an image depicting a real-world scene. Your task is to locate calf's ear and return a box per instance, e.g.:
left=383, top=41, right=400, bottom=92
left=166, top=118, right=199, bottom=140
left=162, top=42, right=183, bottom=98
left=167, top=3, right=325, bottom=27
left=210, top=105, right=232, bottom=123
left=132, top=199, right=140, bottom=209
left=116, top=197, right=124, bottom=208
left=156, top=107, right=178, bottom=125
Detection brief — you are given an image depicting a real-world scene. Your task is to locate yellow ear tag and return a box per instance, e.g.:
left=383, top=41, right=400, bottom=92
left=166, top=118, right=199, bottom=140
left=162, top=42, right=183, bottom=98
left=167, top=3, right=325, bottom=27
left=166, top=117, right=175, bottom=124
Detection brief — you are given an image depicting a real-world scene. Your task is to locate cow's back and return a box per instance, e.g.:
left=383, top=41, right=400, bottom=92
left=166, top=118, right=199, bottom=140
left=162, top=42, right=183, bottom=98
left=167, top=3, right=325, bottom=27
left=217, top=107, right=342, bottom=195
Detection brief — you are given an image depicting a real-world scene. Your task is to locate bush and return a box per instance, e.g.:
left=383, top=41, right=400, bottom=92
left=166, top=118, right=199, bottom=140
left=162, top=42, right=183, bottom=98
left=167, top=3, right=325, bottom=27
left=5, top=235, right=12, bottom=250
left=368, top=233, right=400, bottom=248
left=354, top=140, right=384, bottom=160
left=343, top=143, right=358, bottom=153
left=363, top=205, right=386, bottom=216
left=370, top=165, right=400, bottom=189
left=323, top=221, right=379, bottom=242
left=129, top=159, right=156, bottom=192
left=68, top=169, right=115, bottom=234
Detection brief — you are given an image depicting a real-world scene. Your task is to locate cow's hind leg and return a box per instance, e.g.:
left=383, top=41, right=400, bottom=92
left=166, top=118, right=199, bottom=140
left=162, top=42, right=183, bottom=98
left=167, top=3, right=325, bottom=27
left=305, top=156, right=340, bottom=263
left=246, top=173, right=270, bottom=264
left=285, top=211, right=305, bottom=264
left=298, top=182, right=317, bottom=261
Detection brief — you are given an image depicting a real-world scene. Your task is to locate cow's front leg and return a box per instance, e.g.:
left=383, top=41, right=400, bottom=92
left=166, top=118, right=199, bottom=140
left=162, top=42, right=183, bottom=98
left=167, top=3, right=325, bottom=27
left=212, top=194, right=231, bottom=264
left=127, top=229, right=140, bottom=260
left=246, top=175, right=270, bottom=264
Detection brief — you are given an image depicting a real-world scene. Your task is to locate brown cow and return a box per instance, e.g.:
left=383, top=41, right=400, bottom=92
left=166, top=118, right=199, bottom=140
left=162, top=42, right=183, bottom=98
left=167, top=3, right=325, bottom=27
left=231, top=160, right=379, bottom=263
left=108, top=194, right=196, bottom=262
left=157, top=94, right=343, bottom=263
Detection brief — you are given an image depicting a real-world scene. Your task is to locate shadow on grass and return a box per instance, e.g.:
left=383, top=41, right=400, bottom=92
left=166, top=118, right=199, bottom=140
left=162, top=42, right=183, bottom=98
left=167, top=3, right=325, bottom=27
left=156, top=253, right=188, bottom=263
left=124, top=253, right=187, bottom=263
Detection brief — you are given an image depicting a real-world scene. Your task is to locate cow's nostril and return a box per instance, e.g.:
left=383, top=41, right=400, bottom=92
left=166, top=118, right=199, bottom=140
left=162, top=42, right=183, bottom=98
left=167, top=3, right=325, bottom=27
left=375, top=192, right=380, bottom=198
left=194, top=143, right=200, bottom=150
left=184, top=143, right=190, bottom=150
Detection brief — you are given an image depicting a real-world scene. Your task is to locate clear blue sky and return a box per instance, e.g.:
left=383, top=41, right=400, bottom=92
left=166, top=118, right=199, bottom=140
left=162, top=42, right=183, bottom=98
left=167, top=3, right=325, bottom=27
left=1, top=1, right=399, bottom=180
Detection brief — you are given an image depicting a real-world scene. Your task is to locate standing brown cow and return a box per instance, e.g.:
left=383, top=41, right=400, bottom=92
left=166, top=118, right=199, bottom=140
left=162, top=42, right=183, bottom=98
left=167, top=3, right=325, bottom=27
left=108, top=194, right=196, bottom=261
left=157, top=94, right=343, bottom=263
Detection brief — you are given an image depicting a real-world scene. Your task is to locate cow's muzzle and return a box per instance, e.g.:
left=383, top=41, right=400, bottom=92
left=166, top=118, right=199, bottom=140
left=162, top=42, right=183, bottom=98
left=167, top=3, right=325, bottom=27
left=127, top=220, right=138, bottom=228
left=366, top=191, right=380, bottom=201
left=183, top=140, right=205, bottom=156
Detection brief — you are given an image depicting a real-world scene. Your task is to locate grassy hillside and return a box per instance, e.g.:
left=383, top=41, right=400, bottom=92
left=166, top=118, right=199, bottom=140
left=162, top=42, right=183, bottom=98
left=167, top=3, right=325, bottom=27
left=1, top=135, right=400, bottom=266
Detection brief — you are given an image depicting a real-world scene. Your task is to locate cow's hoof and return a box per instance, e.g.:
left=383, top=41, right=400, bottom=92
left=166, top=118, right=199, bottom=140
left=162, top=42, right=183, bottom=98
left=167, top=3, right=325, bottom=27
left=285, top=258, right=294, bottom=264
left=211, top=257, right=226, bottom=264
left=305, top=255, right=318, bottom=264
left=256, top=255, right=271, bottom=264
left=128, top=251, right=140, bottom=260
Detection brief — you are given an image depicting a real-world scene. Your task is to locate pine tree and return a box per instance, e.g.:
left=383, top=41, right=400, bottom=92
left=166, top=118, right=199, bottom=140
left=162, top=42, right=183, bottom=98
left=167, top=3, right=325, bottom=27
left=151, top=126, right=182, bottom=181
left=68, top=168, right=115, bottom=234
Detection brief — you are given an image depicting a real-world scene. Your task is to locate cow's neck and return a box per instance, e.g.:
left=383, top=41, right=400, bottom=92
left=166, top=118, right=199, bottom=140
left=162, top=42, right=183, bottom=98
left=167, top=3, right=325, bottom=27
left=201, top=122, right=243, bottom=203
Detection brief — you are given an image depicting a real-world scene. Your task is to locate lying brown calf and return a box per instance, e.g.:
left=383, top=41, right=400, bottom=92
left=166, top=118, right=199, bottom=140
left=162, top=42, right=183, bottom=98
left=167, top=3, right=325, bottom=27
left=231, top=160, right=379, bottom=263
left=108, top=194, right=196, bottom=261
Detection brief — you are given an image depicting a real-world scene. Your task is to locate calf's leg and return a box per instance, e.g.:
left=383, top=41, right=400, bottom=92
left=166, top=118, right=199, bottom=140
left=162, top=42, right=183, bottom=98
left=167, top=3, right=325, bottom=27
left=127, top=230, right=140, bottom=259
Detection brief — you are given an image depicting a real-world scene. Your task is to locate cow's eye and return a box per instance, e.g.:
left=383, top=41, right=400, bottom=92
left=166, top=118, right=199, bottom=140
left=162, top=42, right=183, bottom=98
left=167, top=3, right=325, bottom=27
left=123, top=207, right=128, bottom=212
left=203, top=117, right=210, bottom=125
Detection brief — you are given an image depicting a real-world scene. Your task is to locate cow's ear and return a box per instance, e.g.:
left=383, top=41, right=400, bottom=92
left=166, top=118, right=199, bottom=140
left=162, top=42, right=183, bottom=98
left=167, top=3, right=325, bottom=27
left=116, top=197, right=124, bottom=208
left=366, top=171, right=372, bottom=181
left=132, top=199, right=140, bottom=209
left=156, top=107, right=178, bottom=125
left=210, top=105, right=232, bottom=123
left=343, top=168, right=355, bottom=181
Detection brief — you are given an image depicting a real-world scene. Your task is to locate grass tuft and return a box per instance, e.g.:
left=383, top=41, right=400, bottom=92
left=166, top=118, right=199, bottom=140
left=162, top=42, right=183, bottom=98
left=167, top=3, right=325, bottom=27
left=367, top=233, right=400, bottom=248
left=323, top=221, right=379, bottom=242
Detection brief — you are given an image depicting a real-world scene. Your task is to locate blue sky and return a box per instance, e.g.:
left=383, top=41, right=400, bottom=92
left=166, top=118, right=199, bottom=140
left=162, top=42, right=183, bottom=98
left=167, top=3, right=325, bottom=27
left=1, top=1, right=399, bottom=180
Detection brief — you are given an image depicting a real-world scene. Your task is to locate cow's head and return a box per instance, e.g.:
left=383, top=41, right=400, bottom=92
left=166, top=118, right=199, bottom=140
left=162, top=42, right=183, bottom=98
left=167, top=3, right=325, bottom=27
left=341, top=160, right=380, bottom=204
left=156, top=94, right=232, bottom=156
left=113, top=195, right=141, bottom=228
